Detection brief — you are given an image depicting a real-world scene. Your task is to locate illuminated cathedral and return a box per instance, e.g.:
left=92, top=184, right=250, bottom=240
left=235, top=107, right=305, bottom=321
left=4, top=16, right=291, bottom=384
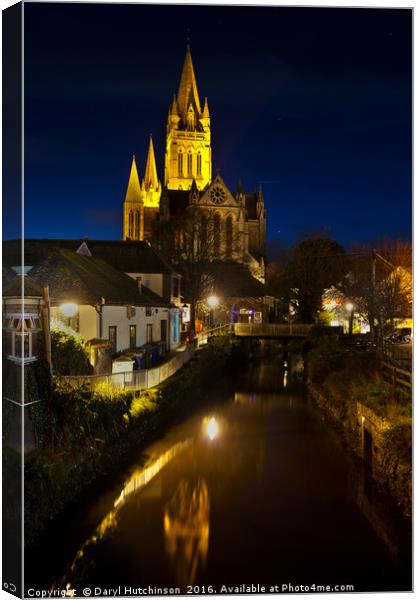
left=122, top=46, right=266, bottom=282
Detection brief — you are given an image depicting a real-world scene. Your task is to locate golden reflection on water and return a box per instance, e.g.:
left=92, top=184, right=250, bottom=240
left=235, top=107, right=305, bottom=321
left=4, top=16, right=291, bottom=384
left=55, top=438, right=193, bottom=592
left=164, top=479, right=210, bottom=587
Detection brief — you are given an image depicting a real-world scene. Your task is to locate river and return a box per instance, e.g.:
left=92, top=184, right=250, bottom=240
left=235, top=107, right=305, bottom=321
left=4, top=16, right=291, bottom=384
left=26, top=350, right=411, bottom=594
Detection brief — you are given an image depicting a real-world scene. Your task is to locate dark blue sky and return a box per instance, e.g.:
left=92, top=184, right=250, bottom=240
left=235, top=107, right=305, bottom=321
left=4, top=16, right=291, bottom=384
left=10, top=3, right=412, bottom=249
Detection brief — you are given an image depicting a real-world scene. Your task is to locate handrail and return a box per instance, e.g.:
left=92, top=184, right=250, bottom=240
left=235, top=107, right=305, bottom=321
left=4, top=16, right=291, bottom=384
left=233, top=323, right=313, bottom=337
left=54, top=345, right=195, bottom=393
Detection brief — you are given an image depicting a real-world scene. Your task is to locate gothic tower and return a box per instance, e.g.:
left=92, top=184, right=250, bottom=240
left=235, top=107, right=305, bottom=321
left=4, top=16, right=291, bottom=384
left=122, top=155, right=144, bottom=240
left=122, top=136, right=161, bottom=241
left=164, top=45, right=212, bottom=191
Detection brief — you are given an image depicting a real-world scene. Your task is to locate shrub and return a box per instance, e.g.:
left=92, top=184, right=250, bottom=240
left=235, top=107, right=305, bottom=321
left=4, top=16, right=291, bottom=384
left=382, top=423, right=412, bottom=465
left=51, top=328, right=92, bottom=376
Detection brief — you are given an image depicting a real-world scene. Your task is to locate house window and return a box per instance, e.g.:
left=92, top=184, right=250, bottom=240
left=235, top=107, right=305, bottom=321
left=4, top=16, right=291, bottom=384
left=129, top=325, right=136, bottom=350
left=172, top=277, right=179, bottom=299
left=3, top=313, right=41, bottom=362
left=146, top=306, right=152, bottom=317
left=109, top=326, right=117, bottom=353
left=197, top=152, right=202, bottom=176
left=146, top=323, right=153, bottom=344
left=187, top=152, right=193, bottom=176
left=178, top=151, right=183, bottom=176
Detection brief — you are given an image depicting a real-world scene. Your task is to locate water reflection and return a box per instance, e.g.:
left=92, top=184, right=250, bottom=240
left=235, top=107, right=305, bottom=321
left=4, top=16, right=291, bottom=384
left=164, top=479, right=210, bottom=587
left=202, top=416, right=219, bottom=441
left=29, top=355, right=411, bottom=594
left=53, top=438, right=194, bottom=592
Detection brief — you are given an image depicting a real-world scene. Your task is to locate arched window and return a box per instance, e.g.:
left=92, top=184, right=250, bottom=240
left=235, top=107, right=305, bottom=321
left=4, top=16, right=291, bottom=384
left=187, top=151, right=193, bottom=177
left=213, top=213, right=221, bottom=257
left=197, top=152, right=202, bottom=176
left=187, top=106, right=195, bottom=131
left=178, top=150, right=183, bottom=176
left=226, top=215, right=233, bottom=257
left=134, top=210, right=140, bottom=239
left=128, top=210, right=133, bottom=238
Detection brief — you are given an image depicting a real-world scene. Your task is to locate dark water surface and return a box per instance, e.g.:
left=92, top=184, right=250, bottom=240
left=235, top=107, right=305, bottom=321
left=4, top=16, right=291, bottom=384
left=26, top=357, right=411, bottom=594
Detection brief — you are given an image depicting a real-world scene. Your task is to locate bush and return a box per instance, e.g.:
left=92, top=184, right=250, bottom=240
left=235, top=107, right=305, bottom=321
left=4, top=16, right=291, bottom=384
left=51, top=328, right=92, bottom=376
left=382, top=423, right=412, bottom=465
left=307, top=337, right=345, bottom=384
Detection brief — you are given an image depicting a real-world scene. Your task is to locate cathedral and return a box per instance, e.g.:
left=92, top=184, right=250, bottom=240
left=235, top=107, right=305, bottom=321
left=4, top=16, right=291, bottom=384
left=122, top=46, right=266, bottom=282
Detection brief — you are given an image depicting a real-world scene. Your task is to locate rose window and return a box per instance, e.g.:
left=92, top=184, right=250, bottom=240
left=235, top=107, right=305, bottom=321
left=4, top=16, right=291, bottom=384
left=209, top=185, right=226, bottom=204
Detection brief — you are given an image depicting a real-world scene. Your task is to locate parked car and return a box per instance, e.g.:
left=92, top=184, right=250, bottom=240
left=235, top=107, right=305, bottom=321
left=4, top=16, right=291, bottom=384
left=385, top=328, right=411, bottom=344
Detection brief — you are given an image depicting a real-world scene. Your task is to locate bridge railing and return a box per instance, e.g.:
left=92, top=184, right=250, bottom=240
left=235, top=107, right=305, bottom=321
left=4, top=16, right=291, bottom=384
left=233, top=323, right=313, bottom=337
left=196, top=324, right=233, bottom=347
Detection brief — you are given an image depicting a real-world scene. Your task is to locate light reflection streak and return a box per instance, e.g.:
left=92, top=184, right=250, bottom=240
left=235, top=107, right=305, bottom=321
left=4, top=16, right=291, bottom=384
left=54, top=438, right=193, bottom=592
left=164, top=479, right=210, bottom=586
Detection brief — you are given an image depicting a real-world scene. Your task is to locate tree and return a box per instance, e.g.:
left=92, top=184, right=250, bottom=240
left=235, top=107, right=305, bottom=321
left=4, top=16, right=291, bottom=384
left=280, top=237, right=348, bottom=323
left=339, top=239, right=412, bottom=342
left=154, top=208, right=240, bottom=333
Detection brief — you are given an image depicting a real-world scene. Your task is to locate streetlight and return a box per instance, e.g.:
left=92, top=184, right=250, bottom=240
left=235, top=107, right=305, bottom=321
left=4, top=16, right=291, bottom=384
left=59, top=302, right=78, bottom=318
left=207, top=295, right=219, bottom=309
left=207, top=295, right=219, bottom=329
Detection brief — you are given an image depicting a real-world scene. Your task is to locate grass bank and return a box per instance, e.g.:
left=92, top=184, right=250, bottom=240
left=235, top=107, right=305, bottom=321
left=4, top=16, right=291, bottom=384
left=306, top=332, right=412, bottom=517
left=23, top=336, right=243, bottom=545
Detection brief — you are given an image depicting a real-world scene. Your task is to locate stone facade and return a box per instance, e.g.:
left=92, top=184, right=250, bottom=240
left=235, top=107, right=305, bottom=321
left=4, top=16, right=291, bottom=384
left=121, top=46, right=266, bottom=281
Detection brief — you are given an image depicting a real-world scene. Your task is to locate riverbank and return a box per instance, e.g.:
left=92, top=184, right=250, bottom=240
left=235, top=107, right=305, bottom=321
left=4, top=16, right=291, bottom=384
left=306, top=335, right=412, bottom=518
left=23, top=336, right=243, bottom=545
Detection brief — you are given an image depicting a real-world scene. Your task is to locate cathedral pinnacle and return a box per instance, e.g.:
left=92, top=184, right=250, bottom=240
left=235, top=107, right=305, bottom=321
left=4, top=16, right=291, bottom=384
left=124, top=155, right=143, bottom=204
left=177, top=45, right=202, bottom=124
left=170, top=94, right=179, bottom=115
left=202, top=97, right=210, bottom=119
left=143, top=135, right=160, bottom=191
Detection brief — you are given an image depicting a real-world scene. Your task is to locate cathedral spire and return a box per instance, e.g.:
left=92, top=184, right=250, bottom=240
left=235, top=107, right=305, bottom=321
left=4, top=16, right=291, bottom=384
left=124, top=155, right=143, bottom=204
left=177, top=45, right=202, bottom=123
left=143, top=135, right=159, bottom=190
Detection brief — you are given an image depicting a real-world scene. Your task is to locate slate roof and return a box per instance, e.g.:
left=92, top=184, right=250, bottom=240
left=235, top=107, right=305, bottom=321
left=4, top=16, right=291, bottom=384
left=3, top=239, right=175, bottom=275
left=164, top=190, right=191, bottom=215
left=28, top=248, right=168, bottom=307
left=205, top=261, right=267, bottom=298
left=3, top=275, right=44, bottom=298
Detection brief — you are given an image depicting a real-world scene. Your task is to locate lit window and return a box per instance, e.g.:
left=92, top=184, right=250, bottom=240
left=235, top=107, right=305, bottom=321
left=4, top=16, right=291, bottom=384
left=3, top=313, right=41, bottom=362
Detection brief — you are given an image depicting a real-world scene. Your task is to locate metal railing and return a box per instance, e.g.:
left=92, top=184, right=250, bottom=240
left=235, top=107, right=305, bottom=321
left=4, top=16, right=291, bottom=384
left=196, top=324, right=233, bottom=347
left=233, top=323, right=313, bottom=337
left=54, top=345, right=195, bottom=393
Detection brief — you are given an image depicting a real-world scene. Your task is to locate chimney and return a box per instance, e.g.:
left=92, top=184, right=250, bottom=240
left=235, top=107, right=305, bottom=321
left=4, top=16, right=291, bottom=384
left=137, top=276, right=142, bottom=294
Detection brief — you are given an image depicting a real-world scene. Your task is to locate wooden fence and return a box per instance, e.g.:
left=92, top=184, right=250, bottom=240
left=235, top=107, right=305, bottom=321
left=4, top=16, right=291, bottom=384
left=381, top=361, right=412, bottom=391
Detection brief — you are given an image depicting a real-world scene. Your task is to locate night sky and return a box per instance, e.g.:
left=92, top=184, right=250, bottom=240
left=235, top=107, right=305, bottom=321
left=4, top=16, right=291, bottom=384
left=8, top=3, right=413, bottom=252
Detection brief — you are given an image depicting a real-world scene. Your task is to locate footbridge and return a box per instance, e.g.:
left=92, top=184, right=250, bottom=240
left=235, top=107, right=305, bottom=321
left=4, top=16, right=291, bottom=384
left=233, top=323, right=313, bottom=338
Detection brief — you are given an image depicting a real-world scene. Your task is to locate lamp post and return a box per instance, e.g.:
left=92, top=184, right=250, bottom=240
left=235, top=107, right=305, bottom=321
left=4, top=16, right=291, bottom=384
left=345, top=302, right=355, bottom=335
left=207, top=295, right=219, bottom=329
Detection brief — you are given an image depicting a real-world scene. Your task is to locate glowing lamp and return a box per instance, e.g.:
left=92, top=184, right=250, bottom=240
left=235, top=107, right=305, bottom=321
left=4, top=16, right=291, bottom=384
left=207, top=295, right=219, bottom=309
left=59, top=303, right=78, bottom=318
left=207, top=417, right=219, bottom=440
left=345, top=302, right=354, bottom=312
